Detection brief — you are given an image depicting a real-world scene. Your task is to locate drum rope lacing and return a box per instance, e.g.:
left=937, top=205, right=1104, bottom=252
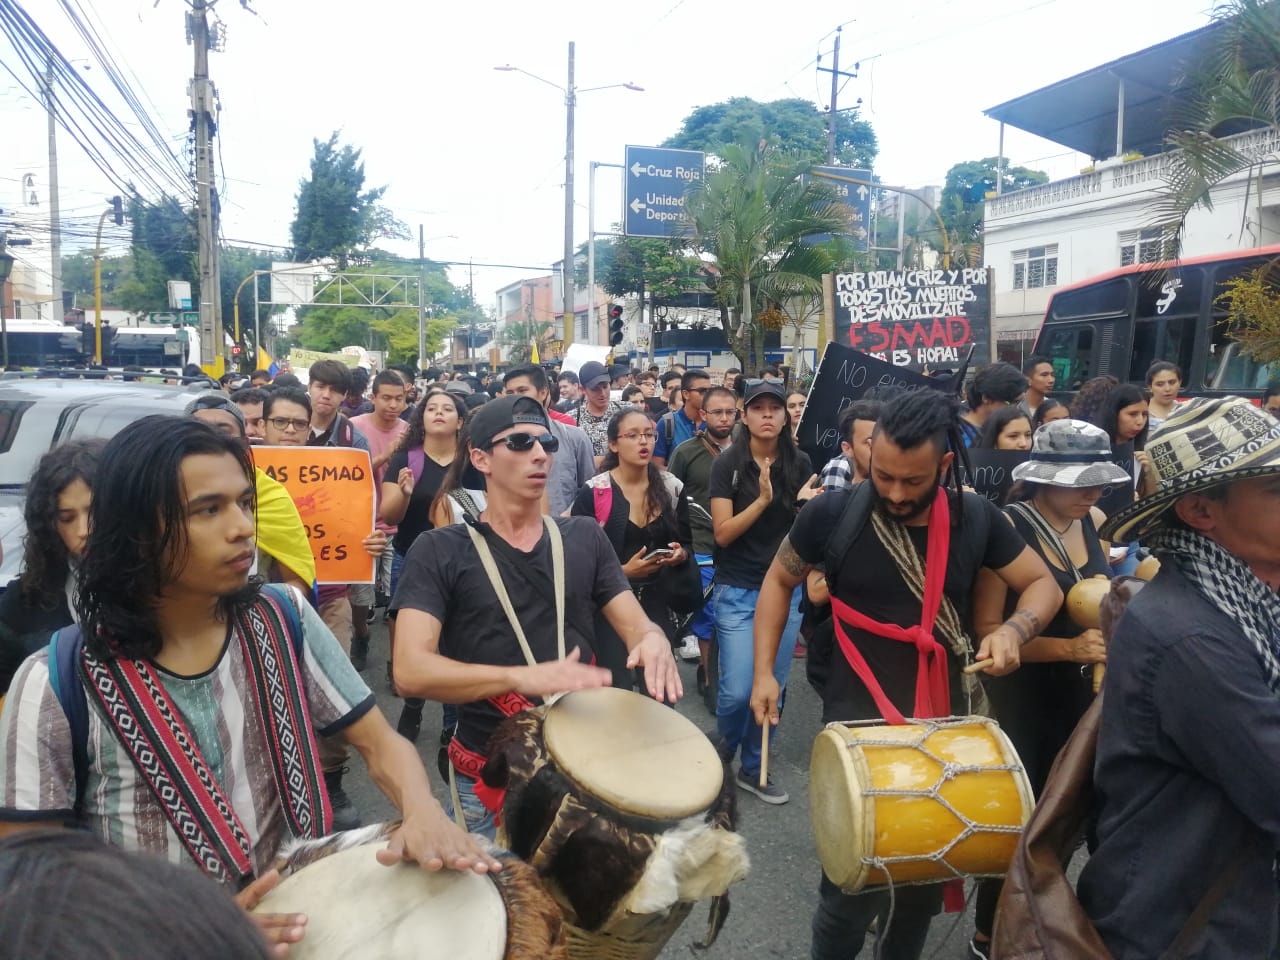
left=826, top=717, right=1028, bottom=878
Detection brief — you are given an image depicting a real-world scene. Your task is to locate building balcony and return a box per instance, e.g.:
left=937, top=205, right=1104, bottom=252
left=985, top=126, right=1280, bottom=223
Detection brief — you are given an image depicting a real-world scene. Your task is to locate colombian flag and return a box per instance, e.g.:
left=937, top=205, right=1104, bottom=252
left=259, top=345, right=281, bottom=377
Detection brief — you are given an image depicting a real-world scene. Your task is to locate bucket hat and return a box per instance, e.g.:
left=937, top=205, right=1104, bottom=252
left=1011, top=419, right=1133, bottom=489
left=1099, top=396, right=1280, bottom=542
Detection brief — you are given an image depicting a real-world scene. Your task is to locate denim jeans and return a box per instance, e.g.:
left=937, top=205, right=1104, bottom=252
left=811, top=873, right=941, bottom=960
left=714, top=583, right=801, bottom=778
left=688, top=554, right=716, bottom=641
left=447, top=771, right=497, bottom=842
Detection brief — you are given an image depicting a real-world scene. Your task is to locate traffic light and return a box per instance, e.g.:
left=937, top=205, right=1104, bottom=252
left=608, top=304, right=624, bottom=346
left=231, top=342, right=243, bottom=362
left=110, top=195, right=124, bottom=226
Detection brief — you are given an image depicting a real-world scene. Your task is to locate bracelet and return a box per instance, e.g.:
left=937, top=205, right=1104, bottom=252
left=1001, top=619, right=1030, bottom=645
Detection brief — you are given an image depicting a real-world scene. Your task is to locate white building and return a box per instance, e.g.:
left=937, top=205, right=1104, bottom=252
left=981, top=20, right=1280, bottom=365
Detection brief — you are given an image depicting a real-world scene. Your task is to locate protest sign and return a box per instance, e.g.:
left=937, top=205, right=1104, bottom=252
left=829, top=267, right=991, bottom=372
left=252, top=446, right=376, bottom=585
left=962, top=448, right=1029, bottom=505
left=795, top=342, right=933, bottom=469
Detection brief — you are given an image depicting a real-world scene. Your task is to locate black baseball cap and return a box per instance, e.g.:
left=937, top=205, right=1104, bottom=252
left=743, top=380, right=786, bottom=407
left=468, top=394, right=550, bottom=449
left=578, top=361, right=611, bottom=390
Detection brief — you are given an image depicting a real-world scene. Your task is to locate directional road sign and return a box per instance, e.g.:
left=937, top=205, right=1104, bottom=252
left=811, top=166, right=872, bottom=250
left=624, top=145, right=705, bottom=239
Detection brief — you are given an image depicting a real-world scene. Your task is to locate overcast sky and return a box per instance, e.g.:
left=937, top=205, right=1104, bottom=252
left=2, top=0, right=1219, bottom=308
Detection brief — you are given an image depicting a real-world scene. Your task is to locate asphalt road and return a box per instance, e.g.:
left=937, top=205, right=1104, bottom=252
left=342, top=619, right=983, bottom=960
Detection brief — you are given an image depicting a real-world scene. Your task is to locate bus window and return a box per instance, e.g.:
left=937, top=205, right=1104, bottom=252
left=1050, top=278, right=1129, bottom=320
left=1042, top=325, right=1094, bottom=391
left=1164, top=315, right=1196, bottom=379
left=1204, top=321, right=1274, bottom=389
left=1128, top=318, right=1158, bottom=383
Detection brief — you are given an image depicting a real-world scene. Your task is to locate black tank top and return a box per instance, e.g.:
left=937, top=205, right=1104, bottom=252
left=1007, top=507, right=1111, bottom=638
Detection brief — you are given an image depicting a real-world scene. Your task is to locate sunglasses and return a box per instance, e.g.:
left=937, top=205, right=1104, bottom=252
left=483, top=432, right=560, bottom=453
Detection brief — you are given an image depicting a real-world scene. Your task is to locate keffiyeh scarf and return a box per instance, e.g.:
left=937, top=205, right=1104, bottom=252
left=1145, top=527, right=1280, bottom=695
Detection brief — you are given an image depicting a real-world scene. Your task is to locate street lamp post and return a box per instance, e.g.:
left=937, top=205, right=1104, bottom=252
left=0, top=241, right=15, bottom=368
left=495, top=46, right=641, bottom=354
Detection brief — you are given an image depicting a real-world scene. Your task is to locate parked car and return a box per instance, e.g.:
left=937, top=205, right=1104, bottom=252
left=0, top=377, right=209, bottom=585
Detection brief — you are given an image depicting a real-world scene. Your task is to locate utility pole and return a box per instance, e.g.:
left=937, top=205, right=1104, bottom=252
left=189, top=0, right=222, bottom=373
left=562, top=40, right=576, bottom=353
left=43, top=55, right=62, bottom=321
left=418, top=225, right=427, bottom=369
left=818, top=27, right=859, bottom=165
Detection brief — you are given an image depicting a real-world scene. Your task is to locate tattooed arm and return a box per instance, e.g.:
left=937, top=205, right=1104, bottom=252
left=970, top=545, right=1063, bottom=676
left=751, top=537, right=813, bottom=726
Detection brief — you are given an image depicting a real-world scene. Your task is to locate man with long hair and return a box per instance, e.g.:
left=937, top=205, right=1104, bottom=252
left=750, top=387, right=1060, bottom=959
left=0, top=418, right=498, bottom=953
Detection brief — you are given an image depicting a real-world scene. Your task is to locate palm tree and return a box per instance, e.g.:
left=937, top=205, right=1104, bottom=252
left=499, top=318, right=553, bottom=365
left=685, top=141, right=854, bottom=371
left=1156, top=0, right=1280, bottom=241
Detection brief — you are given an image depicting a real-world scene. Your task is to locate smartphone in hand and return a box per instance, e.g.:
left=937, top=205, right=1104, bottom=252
left=642, top=547, right=675, bottom=562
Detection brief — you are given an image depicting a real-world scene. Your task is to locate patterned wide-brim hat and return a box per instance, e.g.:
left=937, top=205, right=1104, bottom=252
left=1100, top=396, right=1280, bottom=542
left=1010, top=419, right=1134, bottom=489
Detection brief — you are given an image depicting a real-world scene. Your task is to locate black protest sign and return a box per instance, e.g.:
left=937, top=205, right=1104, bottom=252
left=1097, top=443, right=1137, bottom=532
left=962, top=448, right=1030, bottom=506
left=796, top=342, right=933, bottom=469
left=831, top=267, right=991, bottom=372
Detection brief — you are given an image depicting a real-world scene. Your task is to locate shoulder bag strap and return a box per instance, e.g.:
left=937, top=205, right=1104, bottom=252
left=1009, top=501, right=1082, bottom=585
left=464, top=517, right=565, bottom=667
left=47, top=625, right=89, bottom=816
left=1159, top=843, right=1248, bottom=960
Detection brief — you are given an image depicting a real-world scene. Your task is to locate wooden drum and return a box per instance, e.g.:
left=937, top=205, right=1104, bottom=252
left=809, top=716, right=1034, bottom=893
left=253, top=837, right=566, bottom=960
left=486, top=687, right=749, bottom=960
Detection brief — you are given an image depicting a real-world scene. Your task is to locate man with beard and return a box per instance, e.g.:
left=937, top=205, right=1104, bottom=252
left=749, top=387, right=1061, bottom=960
left=667, top=385, right=736, bottom=689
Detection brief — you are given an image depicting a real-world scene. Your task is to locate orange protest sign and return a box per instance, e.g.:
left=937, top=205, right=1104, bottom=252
left=252, top=446, right=376, bottom=585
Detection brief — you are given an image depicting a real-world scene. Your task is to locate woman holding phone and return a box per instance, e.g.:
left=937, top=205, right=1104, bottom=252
left=571, top=409, right=693, bottom=689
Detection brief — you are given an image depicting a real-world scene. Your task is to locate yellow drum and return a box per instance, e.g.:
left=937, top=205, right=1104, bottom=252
left=809, top=716, right=1034, bottom=893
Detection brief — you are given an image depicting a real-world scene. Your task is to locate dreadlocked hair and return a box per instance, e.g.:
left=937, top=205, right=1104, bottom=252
left=875, top=387, right=970, bottom=523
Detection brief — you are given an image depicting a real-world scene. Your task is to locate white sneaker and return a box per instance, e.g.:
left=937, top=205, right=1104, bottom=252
left=678, top=635, right=701, bottom=662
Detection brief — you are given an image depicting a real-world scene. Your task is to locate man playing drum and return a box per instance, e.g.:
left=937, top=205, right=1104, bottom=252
left=391, top=395, right=682, bottom=840
left=1079, top=397, right=1280, bottom=957
left=0, top=418, right=499, bottom=957
left=749, top=388, right=1060, bottom=960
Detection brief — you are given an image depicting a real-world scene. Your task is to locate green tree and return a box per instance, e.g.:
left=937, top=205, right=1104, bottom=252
left=61, top=249, right=135, bottom=310
left=499, top=318, right=554, bottom=366
left=664, top=97, right=877, bottom=168
left=933, top=158, right=1048, bottom=266
left=1156, top=0, right=1280, bottom=243
left=574, top=234, right=703, bottom=305
left=685, top=140, right=854, bottom=370
left=290, top=133, right=408, bottom=268
left=114, top=193, right=197, bottom=314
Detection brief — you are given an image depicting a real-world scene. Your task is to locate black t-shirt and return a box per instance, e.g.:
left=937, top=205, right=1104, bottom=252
left=709, top=450, right=812, bottom=589
left=390, top=516, right=631, bottom=756
left=385, top=448, right=451, bottom=555
left=789, top=490, right=1026, bottom=723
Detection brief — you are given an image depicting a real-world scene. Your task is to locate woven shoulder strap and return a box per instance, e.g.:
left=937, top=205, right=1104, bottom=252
left=1008, top=502, right=1082, bottom=585
left=465, top=516, right=565, bottom=667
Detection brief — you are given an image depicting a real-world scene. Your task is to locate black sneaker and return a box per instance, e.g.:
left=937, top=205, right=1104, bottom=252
left=736, top=767, right=789, bottom=804
left=968, top=937, right=992, bottom=959
left=350, top=633, right=369, bottom=671
left=323, top=768, right=362, bottom=832
left=365, top=606, right=376, bottom=626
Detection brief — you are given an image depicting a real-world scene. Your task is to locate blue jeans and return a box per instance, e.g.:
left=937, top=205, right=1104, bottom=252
left=688, top=554, right=715, bottom=641
left=389, top=547, right=407, bottom=598
left=447, top=771, right=497, bottom=841
left=714, top=583, right=802, bottom=778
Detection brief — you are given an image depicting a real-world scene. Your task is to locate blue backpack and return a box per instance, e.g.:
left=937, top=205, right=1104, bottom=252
left=46, top=584, right=304, bottom=816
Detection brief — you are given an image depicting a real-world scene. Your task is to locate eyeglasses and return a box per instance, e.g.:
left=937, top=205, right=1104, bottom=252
left=618, top=431, right=657, bottom=443
left=683, top=386, right=706, bottom=394
left=267, top=417, right=310, bottom=432
left=483, top=432, right=559, bottom=453
left=704, top=408, right=738, bottom=419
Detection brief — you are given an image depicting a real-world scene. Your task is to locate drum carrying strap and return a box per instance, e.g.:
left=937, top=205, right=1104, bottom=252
left=451, top=517, right=566, bottom=831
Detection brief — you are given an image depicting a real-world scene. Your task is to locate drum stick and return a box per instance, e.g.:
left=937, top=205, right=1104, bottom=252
left=963, top=660, right=992, bottom=674
left=759, top=722, right=770, bottom=790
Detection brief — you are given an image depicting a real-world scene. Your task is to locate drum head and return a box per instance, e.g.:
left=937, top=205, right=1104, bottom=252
left=254, top=844, right=507, bottom=960
left=543, top=687, right=723, bottom=820
left=809, top=726, right=873, bottom=892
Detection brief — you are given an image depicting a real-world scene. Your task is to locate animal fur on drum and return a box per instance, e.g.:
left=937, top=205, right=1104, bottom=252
left=482, top=709, right=749, bottom=946
left=272, top=823, right=568, bottom=960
